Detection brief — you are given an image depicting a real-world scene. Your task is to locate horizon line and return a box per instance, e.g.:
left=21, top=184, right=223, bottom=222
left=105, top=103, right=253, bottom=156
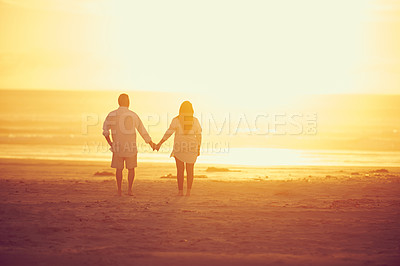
left=1, top=88, right=400, bottom=96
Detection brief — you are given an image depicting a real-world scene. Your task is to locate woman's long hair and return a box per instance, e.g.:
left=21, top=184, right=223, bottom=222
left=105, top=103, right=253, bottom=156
left=178, top=101, right=194, bottom=134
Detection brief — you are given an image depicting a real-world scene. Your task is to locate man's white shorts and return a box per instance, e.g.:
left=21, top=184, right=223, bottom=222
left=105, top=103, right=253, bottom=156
left=111, top=153, right=137, bottom=169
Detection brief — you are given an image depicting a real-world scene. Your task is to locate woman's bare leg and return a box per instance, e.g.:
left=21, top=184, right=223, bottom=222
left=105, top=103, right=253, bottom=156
left=186, top=163, right=194, bottom=196
left=175, top=157, right=184, bottom=196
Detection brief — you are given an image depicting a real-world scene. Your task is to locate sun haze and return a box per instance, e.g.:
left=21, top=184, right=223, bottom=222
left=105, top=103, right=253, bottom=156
left=1, top=2, right=400, bottom=265
left=1, top=0, right=399, bottom=100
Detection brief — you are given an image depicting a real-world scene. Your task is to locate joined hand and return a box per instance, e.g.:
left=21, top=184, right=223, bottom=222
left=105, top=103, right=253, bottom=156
left=149, top=141, right=156, bottom=151
left=155, top=142, right=162, bottom=151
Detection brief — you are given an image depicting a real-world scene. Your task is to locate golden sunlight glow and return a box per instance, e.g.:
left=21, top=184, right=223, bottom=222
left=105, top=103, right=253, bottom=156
left=0, top=0, right=399, bottom=165
left=1, top=3, right=400, bottom=264
left=1, top=0, right=399, bottom=102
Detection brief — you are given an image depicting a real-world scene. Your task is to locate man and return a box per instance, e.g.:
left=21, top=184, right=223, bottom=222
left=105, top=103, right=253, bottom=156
left=103, top=93, right=156, bottom=196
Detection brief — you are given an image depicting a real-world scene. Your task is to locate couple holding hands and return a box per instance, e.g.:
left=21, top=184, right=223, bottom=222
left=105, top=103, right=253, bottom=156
left=103, top=94, right=202, bottom=196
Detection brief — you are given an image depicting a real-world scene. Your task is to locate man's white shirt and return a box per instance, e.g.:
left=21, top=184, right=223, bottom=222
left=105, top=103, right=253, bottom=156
left=103, top=107, right=152, bottom=157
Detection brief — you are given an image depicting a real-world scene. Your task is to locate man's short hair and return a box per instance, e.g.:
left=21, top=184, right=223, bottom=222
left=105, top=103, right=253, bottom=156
left=118, top=94, right=129, bottom=107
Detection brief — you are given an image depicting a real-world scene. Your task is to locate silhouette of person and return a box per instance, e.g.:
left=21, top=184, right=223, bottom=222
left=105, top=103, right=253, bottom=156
left=103, top=94, right=156, bottom=196
left=156, top=101, right=202, bottom=196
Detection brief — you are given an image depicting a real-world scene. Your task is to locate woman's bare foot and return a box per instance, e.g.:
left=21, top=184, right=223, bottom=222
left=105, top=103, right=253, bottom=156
left=186, top=190, right=191, bottom=196
left=128, top=190, right=133, bottom=196
left=117, top=190, right=122, bottom=197
left=178, top=190, right=184, bottom=196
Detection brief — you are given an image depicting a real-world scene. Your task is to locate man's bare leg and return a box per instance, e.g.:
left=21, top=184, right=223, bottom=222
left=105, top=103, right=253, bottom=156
left=116, top=169, right=123, bottom=196
left=127, top=168, right=135, bottom=196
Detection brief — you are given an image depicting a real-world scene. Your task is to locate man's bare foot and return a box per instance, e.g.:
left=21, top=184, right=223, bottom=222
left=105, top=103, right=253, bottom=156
left=186, top=190, right=191, bottom=196
left=117, top=190, right=122, bottom=197
left=128, top=190, right=133, bottom=196
left=178, top=190, right=184, bottom=196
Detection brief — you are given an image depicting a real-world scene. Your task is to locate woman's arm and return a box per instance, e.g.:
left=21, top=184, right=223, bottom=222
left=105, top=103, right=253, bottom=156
left=156, top=119, right=176, bottom=150
left=195, top=118, right=202, bottom=156
left=196, top=133, right=202, bottom=156
left=156, top=136, right=169, bottom=150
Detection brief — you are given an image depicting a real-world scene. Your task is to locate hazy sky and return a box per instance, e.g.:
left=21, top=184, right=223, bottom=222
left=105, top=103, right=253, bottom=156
left=0, top=0, right=399, bottom=96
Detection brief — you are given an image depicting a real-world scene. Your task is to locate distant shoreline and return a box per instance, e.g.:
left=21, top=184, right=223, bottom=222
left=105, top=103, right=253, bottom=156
left=1, top=157, right=399, bottom=172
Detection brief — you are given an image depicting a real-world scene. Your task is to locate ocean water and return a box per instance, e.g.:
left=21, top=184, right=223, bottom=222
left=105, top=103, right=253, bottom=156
left=1, top=143, right=400, bottom=167
left=0, top=89, right=399, bottom=167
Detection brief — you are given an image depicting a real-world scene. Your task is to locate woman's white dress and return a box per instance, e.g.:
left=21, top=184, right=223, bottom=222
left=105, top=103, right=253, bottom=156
left=162, top=117, right=202, bottom=164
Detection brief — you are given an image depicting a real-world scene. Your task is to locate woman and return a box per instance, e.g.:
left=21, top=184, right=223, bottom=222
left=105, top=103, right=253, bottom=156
left=156, top=101, right=202, bottom=196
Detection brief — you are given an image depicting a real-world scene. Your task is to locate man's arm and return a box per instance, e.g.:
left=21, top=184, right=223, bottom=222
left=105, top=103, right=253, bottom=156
left=102, top=114, right=113, bottom=147
left=136, top=115, right=156, bottom=150
left=104, top=135, right=113, bottom=146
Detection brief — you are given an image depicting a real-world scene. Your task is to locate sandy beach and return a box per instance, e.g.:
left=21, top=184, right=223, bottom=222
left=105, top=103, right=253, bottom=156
left=0, top=158, right=399, bottom=265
